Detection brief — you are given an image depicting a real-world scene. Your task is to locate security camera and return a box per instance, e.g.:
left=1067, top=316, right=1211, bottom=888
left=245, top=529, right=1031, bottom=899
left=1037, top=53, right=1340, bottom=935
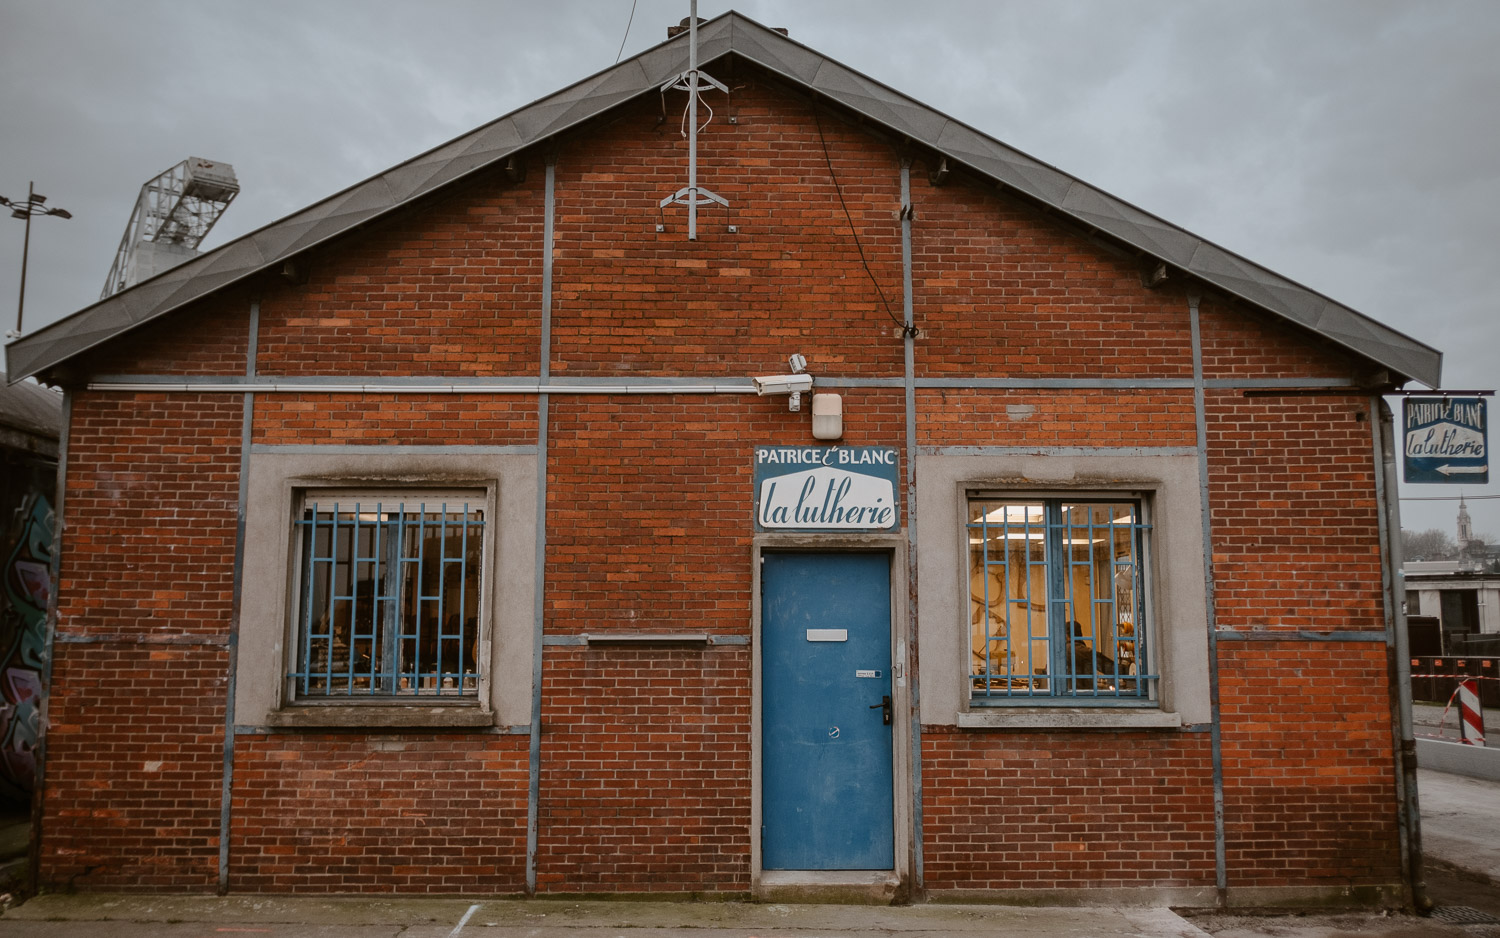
left=752, top=374, right=814, bottom=395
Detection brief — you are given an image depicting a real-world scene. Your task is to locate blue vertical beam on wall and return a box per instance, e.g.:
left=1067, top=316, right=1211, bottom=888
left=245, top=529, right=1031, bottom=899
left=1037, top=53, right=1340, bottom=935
left=899, top=158, right=924, bottom=891
left=1189, top=296, right=1228, bottom=901
left=220, top=299, right=259, bottom=893
left=28, top=387, right=70, bottom=894
left=526, top=156, right=555, bottom=896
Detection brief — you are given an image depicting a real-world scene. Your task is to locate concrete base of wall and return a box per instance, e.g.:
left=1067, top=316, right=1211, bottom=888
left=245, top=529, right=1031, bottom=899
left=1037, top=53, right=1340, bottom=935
left=929, top=883, right=1404, bottom=912
left=756, top=870, right=902, bottom=905
left=1417, top=737, right=1500, bottom=782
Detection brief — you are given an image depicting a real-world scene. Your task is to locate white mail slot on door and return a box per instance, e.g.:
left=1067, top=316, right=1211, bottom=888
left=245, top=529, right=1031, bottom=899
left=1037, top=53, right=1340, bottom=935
left=806, top=629, right=848, bottom=642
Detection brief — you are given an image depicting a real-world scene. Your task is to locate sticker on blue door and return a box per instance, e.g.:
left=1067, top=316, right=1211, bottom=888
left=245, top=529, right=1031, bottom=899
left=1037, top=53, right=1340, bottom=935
left=761, top=552, right=894, bottom=870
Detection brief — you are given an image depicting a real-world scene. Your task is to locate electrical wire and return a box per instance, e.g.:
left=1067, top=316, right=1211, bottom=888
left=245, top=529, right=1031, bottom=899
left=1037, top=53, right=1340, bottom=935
left=615, top=0, right=639, bottom=64
left=812, top=104, right=915, bottom=337
left=679, top=92, right=714, bottom=137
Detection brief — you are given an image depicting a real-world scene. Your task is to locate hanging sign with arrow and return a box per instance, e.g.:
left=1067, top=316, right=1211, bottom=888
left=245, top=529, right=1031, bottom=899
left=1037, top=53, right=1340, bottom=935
left=1404, top=396, right=1489, bottom=484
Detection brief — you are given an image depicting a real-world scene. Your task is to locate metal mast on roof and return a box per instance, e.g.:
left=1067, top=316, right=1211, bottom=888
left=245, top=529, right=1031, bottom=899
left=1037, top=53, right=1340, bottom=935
left=659, top=0, right=728, bottom=240
left=101, top=157, right=239, bottom=299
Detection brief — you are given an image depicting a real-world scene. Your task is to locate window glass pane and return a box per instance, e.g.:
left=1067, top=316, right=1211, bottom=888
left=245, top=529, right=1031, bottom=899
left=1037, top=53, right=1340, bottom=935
left=968, top=496, right=1152, bottom=703
left=293, top=499, right=484, bottom=699
left=968, top=501, right=1048, bottom=698
left=1059, top=502, right=1137, bottom=696
left=398, top=510, right=483, bottom=694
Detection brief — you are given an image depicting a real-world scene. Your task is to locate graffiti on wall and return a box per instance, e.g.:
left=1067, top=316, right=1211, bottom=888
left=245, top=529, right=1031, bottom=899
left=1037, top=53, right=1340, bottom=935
left=0, top=494, right=52, bottom=802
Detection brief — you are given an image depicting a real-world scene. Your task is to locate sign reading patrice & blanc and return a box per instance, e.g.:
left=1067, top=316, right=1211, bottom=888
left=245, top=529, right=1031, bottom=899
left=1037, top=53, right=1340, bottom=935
left=1404, top=397, right=1489, bottom=484
left=753, top=446, right=900, bottom=531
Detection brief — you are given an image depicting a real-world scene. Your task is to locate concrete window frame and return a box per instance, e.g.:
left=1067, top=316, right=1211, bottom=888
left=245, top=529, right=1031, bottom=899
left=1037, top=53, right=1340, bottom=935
left=916, top=451, right=1211, bottom=730
left=235, top=449, right=537, bottom=730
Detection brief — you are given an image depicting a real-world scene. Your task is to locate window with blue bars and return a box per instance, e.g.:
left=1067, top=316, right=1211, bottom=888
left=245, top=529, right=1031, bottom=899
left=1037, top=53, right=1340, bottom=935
left=967, top=496, right=1157, bottom=705
left=290, top=494, right=484, bottom=699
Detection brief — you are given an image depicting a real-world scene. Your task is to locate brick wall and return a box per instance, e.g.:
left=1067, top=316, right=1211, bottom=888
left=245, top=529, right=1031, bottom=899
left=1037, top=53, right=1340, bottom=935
left=42, top=392, right=240, bottom=889
left=254, top=173, right=545, bottom=378
left=231, top=735, right=529, bottom=893
left=909, top=170, right=1194, bottom=379
left=549, top=87, right=905, bottom=378
left=1219, top=643, right=1399, bottom=885
left=250, top=394, right=537, bottom=446
left=1205, top=392, right=1383, bottom=632
left=921, top=730, right=1217, bottom=890
left=43, top=645, right=226, bottom=890
left=537, top=647, right=750, bottom=893
left=1199, top=298, right=1363, bottom=381
left=82, top=290, right=253, bottom=377
left=61, top=394, right=241, bottom=640
left=917, top=388, right=1197, bottom=448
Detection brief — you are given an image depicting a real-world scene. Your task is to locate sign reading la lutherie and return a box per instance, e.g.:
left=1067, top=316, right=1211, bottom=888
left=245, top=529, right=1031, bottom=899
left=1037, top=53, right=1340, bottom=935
left=753, top=446, right=900, bottom=531
left=1404, top=397, right=1489, bottom=484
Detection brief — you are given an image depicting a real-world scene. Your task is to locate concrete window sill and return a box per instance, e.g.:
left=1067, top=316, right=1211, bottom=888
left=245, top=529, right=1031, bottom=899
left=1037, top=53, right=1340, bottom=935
left=264, top=705, right=496, bottom=729
left=956, top=708, right=1183, bottom=730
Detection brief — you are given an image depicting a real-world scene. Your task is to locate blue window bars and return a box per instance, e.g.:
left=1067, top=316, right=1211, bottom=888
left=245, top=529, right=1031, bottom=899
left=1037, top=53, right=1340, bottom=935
left=290, top=497, right=484, bottom=699
left=967, top=498, right=1157, bottom=705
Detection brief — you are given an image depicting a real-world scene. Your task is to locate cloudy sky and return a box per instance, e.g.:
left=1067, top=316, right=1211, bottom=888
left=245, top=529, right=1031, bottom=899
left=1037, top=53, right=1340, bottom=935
left=1, top=0, right=1496, bottom=536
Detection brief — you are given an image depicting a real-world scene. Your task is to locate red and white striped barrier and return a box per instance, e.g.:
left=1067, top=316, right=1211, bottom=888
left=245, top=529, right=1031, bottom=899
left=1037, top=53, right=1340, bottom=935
left=1458, top=679, right=1486, bottom=746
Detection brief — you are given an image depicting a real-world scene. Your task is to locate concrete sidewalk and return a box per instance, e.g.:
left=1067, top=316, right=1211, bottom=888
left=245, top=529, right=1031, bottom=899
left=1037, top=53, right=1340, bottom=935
left=1421, top=767, right=1500, bottom=882
left=0, top=894, right=1211, bottom=937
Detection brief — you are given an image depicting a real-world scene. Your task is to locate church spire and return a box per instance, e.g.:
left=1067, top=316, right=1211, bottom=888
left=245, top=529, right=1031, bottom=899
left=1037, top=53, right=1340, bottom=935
left=1458, top=495, right=1474, bottom=548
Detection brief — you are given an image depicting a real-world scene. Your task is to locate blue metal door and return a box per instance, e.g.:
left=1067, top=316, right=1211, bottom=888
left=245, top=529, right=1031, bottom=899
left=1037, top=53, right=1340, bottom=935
left=762, top=551, right=894, bottom=870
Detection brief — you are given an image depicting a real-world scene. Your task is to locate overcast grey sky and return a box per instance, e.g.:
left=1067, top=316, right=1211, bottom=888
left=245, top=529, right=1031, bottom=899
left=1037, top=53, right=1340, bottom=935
left=1, top=0, right=1496, bottom=535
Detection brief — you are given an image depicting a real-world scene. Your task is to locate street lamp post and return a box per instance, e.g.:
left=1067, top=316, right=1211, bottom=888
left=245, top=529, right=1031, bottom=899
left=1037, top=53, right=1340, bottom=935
left=2, top=181, right=72, bottom=340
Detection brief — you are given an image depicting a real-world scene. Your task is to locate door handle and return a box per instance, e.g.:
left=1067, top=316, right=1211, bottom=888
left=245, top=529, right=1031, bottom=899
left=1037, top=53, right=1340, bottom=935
left=869, top=695, right=892, bottom=725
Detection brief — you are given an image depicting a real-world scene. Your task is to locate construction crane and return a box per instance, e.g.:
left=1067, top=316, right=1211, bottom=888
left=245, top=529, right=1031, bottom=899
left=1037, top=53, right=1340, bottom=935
left=100, top=157, right=239, bottom=298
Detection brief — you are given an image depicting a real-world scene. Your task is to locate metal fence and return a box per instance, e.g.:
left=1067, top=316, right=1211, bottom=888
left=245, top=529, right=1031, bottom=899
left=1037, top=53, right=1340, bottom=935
left=1411, top=656, right=1500, bottom=709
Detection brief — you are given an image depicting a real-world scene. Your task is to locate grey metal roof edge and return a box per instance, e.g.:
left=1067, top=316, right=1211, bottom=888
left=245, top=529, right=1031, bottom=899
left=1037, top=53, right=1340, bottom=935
left=6, top=10, right=1442, bottom=388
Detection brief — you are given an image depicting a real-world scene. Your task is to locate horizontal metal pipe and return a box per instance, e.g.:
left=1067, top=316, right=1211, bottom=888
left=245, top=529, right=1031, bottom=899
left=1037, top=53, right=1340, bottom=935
left=84, top=375, right=1362, bottom=395
left=231, top=724, right=532, bottom=736
left=250, top=444, right=536, bottom=456
left=55, top=633, right=229, bottom=646
left=89, top=381, right=756, bottom=395
left=1215, top=629, right=1390, bottom=642
left=927, top=445, right=1198, bottom=458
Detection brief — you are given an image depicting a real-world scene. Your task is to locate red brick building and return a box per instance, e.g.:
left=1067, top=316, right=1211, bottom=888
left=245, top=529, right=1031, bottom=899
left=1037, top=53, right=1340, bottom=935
left=6, top=13, right=1439, bottom=906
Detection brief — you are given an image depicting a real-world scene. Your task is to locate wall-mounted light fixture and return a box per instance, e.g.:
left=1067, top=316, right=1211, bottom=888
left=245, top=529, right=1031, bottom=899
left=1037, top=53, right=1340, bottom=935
left=812, top=392, right=842, bottom=440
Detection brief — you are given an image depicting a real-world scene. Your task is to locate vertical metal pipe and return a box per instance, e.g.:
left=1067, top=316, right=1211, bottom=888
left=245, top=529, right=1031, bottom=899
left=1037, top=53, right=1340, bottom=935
left=27, top=386, right=69, bottom=895
left=526, top=156, right=556, bottom=895
left=1189, top=296, right=1228, bottom=902
left=15, top=182, right=34, bottom=335
left=899, top=159, right=924, bottom=894
left=219, top=299, right=259, bottom=893
left=1373, top=396, right=1428, bottom=910
left=687, top=0, right=699, bottom=241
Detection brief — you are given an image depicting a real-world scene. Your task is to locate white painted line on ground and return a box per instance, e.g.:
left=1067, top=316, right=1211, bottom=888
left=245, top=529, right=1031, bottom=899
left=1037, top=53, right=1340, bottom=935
left=446, top=903, right=480, bottom=937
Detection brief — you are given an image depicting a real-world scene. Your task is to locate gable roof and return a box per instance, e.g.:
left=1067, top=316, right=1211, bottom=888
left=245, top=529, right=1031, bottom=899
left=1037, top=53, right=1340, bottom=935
left=4, top=11, right=1441, bottom=387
